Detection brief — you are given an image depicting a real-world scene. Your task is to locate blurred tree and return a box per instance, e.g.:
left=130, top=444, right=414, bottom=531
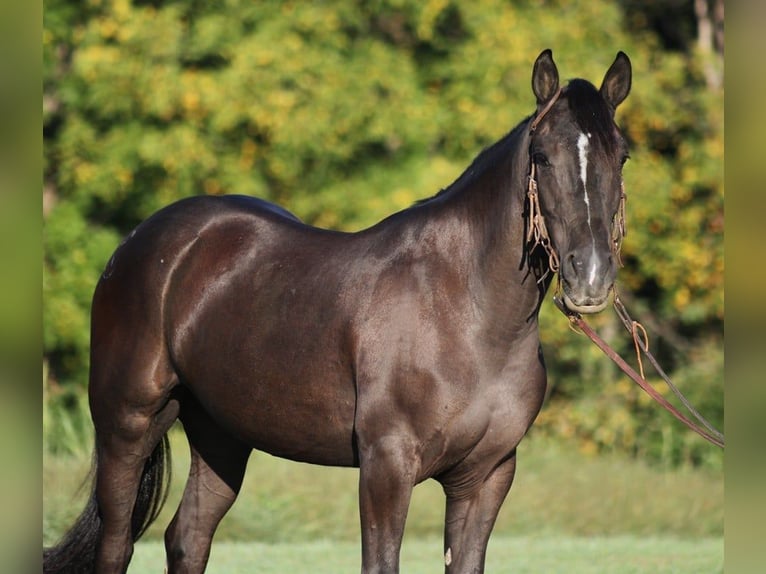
left=44, top=0, right=722, bottom=466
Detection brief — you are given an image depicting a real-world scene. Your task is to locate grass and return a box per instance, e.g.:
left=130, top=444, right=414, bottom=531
left=44, top=430, right=723, bottom=572
left=127, top=537, right=723, bottom=573
left=44, top=428, right=723, bottom=547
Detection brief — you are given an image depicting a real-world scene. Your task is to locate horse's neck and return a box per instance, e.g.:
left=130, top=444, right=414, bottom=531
left=449, top=130, right=547, bottom=340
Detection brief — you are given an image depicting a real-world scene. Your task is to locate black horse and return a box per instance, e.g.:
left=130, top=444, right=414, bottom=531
left=44, top=49, right=631, bottom=574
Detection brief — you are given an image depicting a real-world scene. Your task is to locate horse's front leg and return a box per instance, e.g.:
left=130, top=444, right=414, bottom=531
left=439, top=453, right=518, bottom=574
left=357, top=434, right=417, bottom=574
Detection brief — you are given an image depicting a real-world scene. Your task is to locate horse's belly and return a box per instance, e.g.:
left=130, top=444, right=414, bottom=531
left=182, top=365, right=359, bottom=467
left=169, top=267, right=359, bottom=466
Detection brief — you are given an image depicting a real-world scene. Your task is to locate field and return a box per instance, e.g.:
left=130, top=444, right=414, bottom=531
left=128, top=536, right=722, bottom=573
left=44, top=430, right=723, bottom=572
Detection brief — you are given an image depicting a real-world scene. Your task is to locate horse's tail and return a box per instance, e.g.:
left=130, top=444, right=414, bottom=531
left=43, top=435, right=172, bottom=574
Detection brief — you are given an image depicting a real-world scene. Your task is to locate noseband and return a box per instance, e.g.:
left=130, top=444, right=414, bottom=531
left=525, top=88, right=627, bottom=279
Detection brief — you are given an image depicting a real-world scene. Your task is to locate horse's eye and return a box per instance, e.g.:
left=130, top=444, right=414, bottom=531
left=533, top=152, right=550, bottom=167
left=620, top=154, right=630, bottom=167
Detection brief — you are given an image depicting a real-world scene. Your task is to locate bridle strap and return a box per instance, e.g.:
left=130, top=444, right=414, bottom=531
left=529, top=88, right=563, bottom=133
left=525, top=86, right=627, bottom=274
left=526, top=164, right=560, bottom=275
left=525, top=88, right=563, bottom=278
left=612, top=181, right=627, bottom=266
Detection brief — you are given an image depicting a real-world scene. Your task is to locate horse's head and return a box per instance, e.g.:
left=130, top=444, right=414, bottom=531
left=527, top=49, right=631, bottom=314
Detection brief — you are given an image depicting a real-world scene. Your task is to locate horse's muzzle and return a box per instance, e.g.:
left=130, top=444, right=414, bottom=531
left=560, top=246, right=615, bottom=314
left=562, top=290, right=611, bottom=314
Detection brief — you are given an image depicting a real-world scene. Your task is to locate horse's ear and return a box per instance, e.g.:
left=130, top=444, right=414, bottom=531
left=532, top=49, right=559, bottom=107
left=600, top=51, right=632, bottom=111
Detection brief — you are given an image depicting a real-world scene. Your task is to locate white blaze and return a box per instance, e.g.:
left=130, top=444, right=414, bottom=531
left=577, top=132, right=599, bottom=286
left=577, top=132, right=591, bottom=223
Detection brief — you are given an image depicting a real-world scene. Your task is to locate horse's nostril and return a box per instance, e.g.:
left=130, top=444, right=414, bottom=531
left=567, top=253, right=580, bottom=277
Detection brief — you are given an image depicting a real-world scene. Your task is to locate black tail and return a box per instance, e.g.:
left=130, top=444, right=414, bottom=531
left=43, top=435, right=172, bottom=574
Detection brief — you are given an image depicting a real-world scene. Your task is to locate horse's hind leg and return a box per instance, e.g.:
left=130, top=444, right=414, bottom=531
left=165, top=393, right=251, bottom=574
left=91, top=372, right=180, bottom=573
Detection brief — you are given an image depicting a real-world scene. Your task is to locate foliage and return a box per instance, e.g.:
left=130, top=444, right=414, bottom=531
left=43, top=0, right=723, bottom=466
left=43, top=360, right=94, bottom=458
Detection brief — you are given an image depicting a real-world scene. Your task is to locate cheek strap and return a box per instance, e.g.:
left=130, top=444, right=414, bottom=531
left=526, top=161, right=560, bottom=277
left=525, top=87, right=627, bottom=277
left=526, top=163, right=628, bottom=278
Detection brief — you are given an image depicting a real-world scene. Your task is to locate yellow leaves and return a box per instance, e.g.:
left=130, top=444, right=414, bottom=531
left=674, top=287, right=691, bottom=309
left=179, top=71, right=222, bottom=123
left=203, top=179, right=223, bottom=196
left=181, top=90, right=200, bottom=115
left=93, top=0, right=140, bottom=41
left=75, top=45, right=120, bottom=82
left=579, top=440, right=598, bottom=457
left=239, top=139, right=258, bottom=171
left=636, top=384, right=658, bottom=408
left=391, top=188, right=417, bottom=210
left=615, top=378, right=633, bottom=398
left=71, top=249, right=86, bottom=266
left=115, top=168, right=133, bottom=188
left=97, top=18, right=119, bottom=40
left=705, top=132, right=724, bottom=163
left=535, top=369, right=654, bottom=457
left=267, top=90, right=298, bottom=114
left=111, top=0, right=132, bottom=22
left=256, top=51, right=276, bottom=67
left=73, top=162, right=95, bottom=186
left=456, top=98, right=477, bottom=115
left=416, top=0, right=450, bottom=41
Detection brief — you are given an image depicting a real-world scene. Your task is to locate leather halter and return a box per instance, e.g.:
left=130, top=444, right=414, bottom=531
left=529, top=87, right=562, bottom=133
left=526, top=88, right=563, bottom=275
left=524, top=88, right=627, bottom=277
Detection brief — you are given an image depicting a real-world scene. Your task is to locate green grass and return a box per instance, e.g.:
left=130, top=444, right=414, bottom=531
left=44, top=429, right=723, bottom=548
left=44, top=430, right=723, bottom=572
left=127, top=537, right=723, bottom=573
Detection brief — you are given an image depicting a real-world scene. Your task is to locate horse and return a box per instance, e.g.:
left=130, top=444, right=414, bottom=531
left=44, top=49, right=632, bottom=574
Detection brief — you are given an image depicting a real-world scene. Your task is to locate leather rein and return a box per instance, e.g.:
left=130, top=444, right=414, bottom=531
left=526, top=90, right=724, bottom=449
left=554, top=295, right=724, bottom=449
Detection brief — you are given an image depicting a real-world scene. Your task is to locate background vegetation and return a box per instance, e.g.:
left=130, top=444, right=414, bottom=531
left=44, top=432, right=723, bottom=568
left=43, top=0, right=723, bottom=472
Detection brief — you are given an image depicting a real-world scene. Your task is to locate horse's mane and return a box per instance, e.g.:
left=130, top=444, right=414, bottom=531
left=414, top=79, right=614, bottom=208
left=414, top=117, right=532, bottom=206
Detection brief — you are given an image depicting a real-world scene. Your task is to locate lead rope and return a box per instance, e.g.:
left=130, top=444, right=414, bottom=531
left=611, top=293, right=725, bottom=444
left=553, top=295, right=724, bottom=449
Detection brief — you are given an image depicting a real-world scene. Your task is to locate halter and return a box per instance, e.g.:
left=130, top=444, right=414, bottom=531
left=525, top=88, right=627, bottom=279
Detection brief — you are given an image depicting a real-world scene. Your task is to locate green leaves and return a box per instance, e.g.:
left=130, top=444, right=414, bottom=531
left=44, top=200, right=120, bottom=379
left=43, top=0, right=723, bottom=466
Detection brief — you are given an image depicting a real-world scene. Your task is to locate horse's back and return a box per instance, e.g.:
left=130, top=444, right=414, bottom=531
left=93, top=193, right=336, bottom=359
left=91, top=195, right=360, bottom=464
left=98, top=194, right=303, bottom=289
